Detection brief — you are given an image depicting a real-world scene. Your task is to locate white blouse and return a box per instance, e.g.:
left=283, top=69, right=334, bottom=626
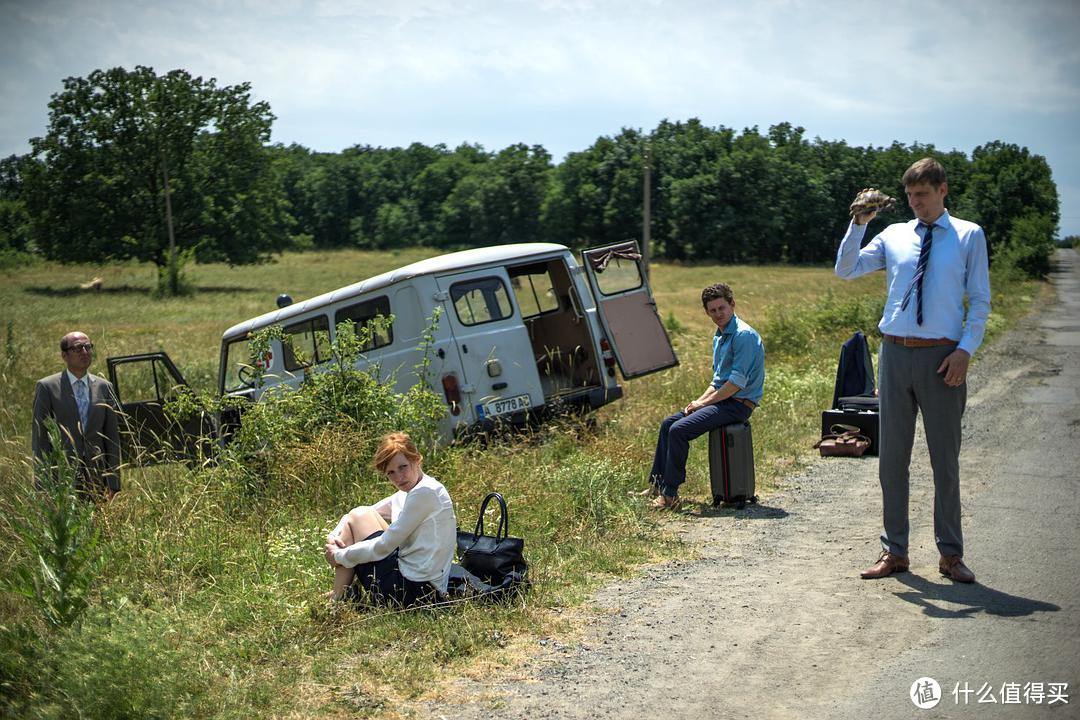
left=332, top=474, right=457, bottom=592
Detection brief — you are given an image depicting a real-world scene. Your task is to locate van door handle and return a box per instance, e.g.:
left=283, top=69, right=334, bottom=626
left=492, top=382, right=508, bottom=390
left=463, top=344, right=468, bottom=354
left=437, top=348, right=445, bottom=359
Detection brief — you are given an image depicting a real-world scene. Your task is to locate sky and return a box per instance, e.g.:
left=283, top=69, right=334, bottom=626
left=2, top=0, right=1079, bottom=237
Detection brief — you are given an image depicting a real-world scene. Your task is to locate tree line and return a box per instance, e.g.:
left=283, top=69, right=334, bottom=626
left=0, top=67, right=1062, bottom=284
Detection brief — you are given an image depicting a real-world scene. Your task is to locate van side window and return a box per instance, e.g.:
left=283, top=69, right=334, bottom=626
left=509, top=263, right=559, bottom=318
left=450, top=277, right=514, bottom=326
left=334, top=296, right=393, bottom=350
left=593, top=256, right=644, bottom=296
left=282, top=316, right=331, bottom=371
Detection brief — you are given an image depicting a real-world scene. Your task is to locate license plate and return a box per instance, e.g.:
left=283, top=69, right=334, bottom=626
left=480, top=393, right=531, bottom=418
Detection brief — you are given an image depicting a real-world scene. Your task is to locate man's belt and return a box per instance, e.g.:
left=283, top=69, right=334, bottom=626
left=882, top=334, right=957, bottom=348
left=734, top=397, right=756, bottom=410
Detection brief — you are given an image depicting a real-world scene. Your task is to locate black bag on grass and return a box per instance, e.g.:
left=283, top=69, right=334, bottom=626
left=455, top=492, right=528, bottom=595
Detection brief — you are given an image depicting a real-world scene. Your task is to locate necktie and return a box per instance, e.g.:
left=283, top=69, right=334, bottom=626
left=74, top=378, right=89, bottom=430
left=900, top=222, right=933, bottom=325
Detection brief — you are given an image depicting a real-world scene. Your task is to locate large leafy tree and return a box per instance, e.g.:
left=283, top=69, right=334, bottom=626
left=0, top=155, right=32, bottom=256
left=953, top=141, right=1059, bottom=269
left=22, top=66, right=287, bottom=285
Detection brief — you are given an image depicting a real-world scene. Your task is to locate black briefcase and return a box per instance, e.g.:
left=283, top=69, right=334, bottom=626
left=708, top=422, right=756, bottom=508
left=821, top=407, right=879, bottom=456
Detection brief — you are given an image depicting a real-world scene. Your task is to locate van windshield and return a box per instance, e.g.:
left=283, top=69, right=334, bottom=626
left=222, top=337, right=252, bottom=393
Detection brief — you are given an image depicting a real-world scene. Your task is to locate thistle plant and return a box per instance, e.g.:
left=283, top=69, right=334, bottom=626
left=5, top=419, right=102, bottom=629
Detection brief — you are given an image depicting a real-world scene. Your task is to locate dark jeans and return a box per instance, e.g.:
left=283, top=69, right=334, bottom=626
left=347, top=531, right=438, bottom=608
left=649, top=399, right=753, bottom=497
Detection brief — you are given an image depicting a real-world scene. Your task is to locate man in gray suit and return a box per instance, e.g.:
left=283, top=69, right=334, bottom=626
left=32, top=331, right=122, bottom=497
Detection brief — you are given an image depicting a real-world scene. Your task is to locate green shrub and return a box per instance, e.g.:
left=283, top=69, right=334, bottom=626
left=153, top=246, right=196, bottom=298
left=0, top=247, right=37, bottom=271
left=997, top=211, right=1057, bottom=279
left=4, top=421, right=102, bottom=630
left=760, top=305, right=814, bottom=358
left=810, top=288, right=884, bottom=335
left=166, top=318, right=445, bottom=512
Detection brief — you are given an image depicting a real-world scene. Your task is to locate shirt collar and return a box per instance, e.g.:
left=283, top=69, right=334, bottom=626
left=718, top=314, right=739, bottom=336
left=918, top=209, right=951, bottom=231
left=65, top=369, right=88, bottom=387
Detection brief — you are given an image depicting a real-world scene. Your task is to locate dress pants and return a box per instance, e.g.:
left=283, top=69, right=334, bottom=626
left=878, top=341, right=966, bottom=558
left=649, top=399, right=753, bottom=498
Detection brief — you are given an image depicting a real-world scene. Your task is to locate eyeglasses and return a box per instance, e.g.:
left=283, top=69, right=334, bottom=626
left=64, top=343, right=94, bottom=353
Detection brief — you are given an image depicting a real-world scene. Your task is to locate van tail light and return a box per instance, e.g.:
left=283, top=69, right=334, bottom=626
left=441, top=374, right=462, bottom=415
left=600, top=338, right=617, bottom=377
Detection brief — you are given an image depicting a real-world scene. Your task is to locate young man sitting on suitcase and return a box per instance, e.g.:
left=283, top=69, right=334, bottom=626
left=637, top=283, right=765, bottom=510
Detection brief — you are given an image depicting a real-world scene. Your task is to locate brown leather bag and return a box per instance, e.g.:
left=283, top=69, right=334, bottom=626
left=814, top=424, right=871, bottom=457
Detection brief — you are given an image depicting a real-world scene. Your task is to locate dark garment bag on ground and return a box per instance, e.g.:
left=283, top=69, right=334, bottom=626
left=822, top=331, right=880, bottom=456
left=709, top=421, right=756, bottom=508
left=831, top=330, right=876, bottom=407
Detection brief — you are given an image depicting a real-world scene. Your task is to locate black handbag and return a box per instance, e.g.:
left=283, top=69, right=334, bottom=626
left=456, top=492, right=528, bottom=591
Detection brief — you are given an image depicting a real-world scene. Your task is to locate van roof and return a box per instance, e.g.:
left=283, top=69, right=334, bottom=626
left=222, top=242, right=572, bottom=341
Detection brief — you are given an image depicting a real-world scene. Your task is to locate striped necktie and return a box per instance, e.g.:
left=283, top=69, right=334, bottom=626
left=900, top=222, right=934, bottom=325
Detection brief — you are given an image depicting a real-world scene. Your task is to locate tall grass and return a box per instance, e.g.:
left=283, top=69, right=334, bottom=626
left=0, top=249, right=1037, bottom=718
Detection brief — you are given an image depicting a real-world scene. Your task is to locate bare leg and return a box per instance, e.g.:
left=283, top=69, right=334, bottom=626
left=330, top=508, right=389, bottom=599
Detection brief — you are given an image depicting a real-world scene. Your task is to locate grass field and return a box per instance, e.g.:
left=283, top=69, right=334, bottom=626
left=0, top=248, right=1035, bottom=718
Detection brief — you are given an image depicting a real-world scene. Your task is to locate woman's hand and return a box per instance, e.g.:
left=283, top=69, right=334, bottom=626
left=324, top=537, right=345, bottom=566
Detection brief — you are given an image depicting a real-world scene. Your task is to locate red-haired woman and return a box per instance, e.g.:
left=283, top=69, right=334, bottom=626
left=323, top=432, right=456, bottom=606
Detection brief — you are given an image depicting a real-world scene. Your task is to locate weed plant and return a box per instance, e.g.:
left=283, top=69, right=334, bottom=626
left=0, top=248, right=1038, bottom=718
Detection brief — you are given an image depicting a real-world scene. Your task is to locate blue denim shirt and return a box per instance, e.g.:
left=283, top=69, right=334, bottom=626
left=711, top=314, right=765, bottom=404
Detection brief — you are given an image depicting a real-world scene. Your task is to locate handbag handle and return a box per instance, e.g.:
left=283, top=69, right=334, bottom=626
left=473, top=491, right=509, bottom=541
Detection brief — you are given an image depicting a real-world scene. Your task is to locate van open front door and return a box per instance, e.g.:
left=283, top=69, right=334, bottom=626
left=580, top=240, right=679, bottom=378
left=106, top=352, right=212, bottom=465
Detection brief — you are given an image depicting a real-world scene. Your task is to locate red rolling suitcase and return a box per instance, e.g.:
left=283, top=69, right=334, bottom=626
left=708, top=422, right=756, bottom=508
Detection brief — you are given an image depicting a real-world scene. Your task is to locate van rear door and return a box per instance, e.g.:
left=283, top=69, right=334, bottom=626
left=580, top=240, right=679, bottom=378
left=434, top=268, right=544, bottom=426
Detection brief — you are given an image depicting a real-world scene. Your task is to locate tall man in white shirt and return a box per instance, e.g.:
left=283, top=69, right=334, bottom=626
left=32, top=331, right=122, bottom=498
left=835, top=158, right=990, bottom=583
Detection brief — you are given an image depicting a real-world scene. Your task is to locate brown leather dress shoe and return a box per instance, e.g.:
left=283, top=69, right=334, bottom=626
left=939, top=555, right=975, bottom=583
left=860, top=551, right=910, bottom=579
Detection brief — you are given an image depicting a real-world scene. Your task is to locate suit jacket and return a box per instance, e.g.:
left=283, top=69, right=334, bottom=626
left=32, top=371, right=122, bottom=492
left=831, top=331, right=876, bottom=409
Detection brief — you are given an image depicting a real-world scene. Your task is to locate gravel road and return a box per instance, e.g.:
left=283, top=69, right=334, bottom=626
left=424, top=249, right=1080, bottom=720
